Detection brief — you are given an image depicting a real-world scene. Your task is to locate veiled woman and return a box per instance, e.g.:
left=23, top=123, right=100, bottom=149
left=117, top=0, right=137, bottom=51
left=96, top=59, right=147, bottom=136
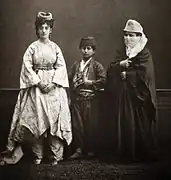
left=104, top=19, right=157, bottom=162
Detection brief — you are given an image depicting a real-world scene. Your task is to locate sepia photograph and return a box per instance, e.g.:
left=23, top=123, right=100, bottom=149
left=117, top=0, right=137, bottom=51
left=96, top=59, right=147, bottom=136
left=0, top=0, right=171, bottom=179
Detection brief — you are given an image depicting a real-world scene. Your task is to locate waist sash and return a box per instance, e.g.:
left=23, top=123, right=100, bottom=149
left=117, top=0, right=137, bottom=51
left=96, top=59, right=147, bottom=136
left=33, top=64, right=55, bottom=71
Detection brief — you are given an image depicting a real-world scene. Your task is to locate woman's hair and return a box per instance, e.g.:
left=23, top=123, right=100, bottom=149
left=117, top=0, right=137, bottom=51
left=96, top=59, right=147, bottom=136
left=35, top=12, right=54, bottom=38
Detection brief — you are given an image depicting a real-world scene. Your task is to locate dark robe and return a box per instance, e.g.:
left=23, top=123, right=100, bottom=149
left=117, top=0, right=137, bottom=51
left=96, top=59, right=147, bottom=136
left=69, top=58, right=105, bottom=153
left=104, top=46, right=157, bottom=161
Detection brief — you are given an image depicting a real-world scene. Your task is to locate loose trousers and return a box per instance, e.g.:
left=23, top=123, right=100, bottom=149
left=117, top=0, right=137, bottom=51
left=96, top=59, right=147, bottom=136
left=32, top=134, right=64, bottom=161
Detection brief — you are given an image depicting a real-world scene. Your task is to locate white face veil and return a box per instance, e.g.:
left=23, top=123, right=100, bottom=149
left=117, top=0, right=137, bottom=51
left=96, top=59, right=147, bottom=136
left=124, top=19, right=148, bottom=58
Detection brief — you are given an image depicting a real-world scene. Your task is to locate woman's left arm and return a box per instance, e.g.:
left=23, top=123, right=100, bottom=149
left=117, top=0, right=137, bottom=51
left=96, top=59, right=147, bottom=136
left=91, top=62, right=106, bottom=91
left=52, top=44, right=69, bottom=88
left=84, top=62, right=106, bottom=91
left=126, top=48, right=153, bottom=104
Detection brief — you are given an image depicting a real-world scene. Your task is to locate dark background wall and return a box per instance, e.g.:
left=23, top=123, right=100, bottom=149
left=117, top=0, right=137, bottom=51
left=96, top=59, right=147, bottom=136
left=0, top=0, right=171, bottom=88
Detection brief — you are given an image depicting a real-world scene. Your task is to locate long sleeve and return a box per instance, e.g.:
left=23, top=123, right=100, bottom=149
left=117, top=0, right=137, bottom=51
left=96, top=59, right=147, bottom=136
left=105, top=60, right=121, bottom=95
left=20, top=44, right=41, bottom=89
left=91, top=61, right=106, bottom=91
left=52, top=45, right=69, bottom=88
left=68, top=62, right=77, bottom=86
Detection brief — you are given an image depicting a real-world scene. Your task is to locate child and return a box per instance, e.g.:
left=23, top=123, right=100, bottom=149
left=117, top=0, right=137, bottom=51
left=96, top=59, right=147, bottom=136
left=69, top=36, right=105, bottom=159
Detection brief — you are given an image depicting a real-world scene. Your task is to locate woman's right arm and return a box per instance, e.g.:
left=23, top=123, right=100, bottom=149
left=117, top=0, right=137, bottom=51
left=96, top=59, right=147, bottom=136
left=20, top=44, right=41, bottom=89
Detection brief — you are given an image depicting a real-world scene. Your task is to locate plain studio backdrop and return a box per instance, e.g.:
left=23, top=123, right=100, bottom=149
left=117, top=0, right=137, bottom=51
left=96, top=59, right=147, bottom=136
left=0, top=2, right=171, bottom=180
left=0, top=0, right=171, bottom=162
left=0, top=0, right=171, bottom=88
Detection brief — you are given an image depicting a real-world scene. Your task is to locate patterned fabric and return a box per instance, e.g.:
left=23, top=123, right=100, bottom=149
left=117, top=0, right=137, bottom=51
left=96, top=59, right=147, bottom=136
left=72, top=71, right=84, bottom=90
left=32, top=135, right=64, bottom=161
left=20, top=40, right=69, bottom=88
left=70, top=59, right=105, bottom=95
left=7, top=40, right=72, bottom=152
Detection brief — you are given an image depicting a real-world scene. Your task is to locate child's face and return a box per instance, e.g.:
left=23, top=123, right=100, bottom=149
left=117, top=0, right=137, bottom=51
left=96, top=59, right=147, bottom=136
left=80, top=46, right=95, bottom=59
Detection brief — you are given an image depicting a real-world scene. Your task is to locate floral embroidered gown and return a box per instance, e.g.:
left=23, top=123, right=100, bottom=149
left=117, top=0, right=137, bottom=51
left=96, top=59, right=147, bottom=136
left=6, top=40, right=72, bottom=160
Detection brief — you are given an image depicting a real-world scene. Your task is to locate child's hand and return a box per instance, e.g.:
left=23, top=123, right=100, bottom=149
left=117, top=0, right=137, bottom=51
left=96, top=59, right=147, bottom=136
left=84, top=77, right=93, bottom=86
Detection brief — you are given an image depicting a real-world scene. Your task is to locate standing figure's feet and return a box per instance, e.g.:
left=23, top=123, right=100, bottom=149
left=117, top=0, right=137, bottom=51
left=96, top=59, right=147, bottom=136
left=69, top=148, right=82, bottom=160
left=51, top=159, right=58, bottom=166
left=33, top=158, right=42, bottom=165
left=87, top=151, right=95, bottom=157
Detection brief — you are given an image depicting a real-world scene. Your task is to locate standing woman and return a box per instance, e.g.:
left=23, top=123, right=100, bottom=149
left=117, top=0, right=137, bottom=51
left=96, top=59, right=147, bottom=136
left=0, top=12, right=72, bottom=165
left=104, top=19, right=157, bottom=162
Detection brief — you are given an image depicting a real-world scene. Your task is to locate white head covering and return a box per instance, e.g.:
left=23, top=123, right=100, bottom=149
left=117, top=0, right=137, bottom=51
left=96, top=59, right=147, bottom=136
left=124, top=19, right=148, bottom=58
left=37, top=12, right=53, bottom=21
left=124, top=19, right=143, bottom=34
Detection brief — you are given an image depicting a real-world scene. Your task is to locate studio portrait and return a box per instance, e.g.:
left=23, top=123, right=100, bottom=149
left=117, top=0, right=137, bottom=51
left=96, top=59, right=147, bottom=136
left=0, top=0, right=171, bottom=180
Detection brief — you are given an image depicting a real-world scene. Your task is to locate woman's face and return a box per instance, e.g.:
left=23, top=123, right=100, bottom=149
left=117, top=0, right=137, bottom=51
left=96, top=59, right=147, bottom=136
left=124, top=32, right=141, bottom=48
left=37, top=23, right=52, bottom=40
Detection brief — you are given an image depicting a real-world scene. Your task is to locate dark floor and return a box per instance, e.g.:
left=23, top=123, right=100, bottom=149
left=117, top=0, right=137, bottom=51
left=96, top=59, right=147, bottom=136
left=0, top=90, right=171, bottom=180
left=0, top=153, right=171, bottom=180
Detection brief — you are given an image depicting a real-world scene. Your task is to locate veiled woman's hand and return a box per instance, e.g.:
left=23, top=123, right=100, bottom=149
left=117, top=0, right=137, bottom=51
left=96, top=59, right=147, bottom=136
left=120, top=71, right=126, bottom=80
left=120, top=59, right=132, bottom=68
